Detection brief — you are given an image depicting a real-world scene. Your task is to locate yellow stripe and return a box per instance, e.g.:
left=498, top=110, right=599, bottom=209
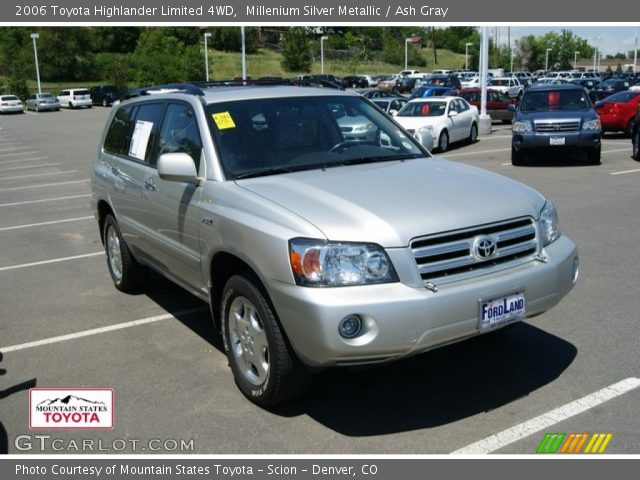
left=591, top=434, right=605, bottom=453
left=560, top=434, right=575, bottom=454
left=574, top=433, right=589, bottom=453
left=598, top=434, right=613, bottom=453
left=584, top=433, right=599, bottom=453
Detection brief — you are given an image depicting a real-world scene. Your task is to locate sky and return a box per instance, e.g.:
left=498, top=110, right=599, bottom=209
left=494, top=27, right=639, bottom=56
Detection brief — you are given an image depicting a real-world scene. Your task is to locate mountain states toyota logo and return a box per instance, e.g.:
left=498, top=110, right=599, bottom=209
left=29, top=388, right=114, bottom=429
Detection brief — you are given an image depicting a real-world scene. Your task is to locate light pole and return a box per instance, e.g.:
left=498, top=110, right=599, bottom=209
left=320, top=36, right=328, bottom=75
left=545, top=48, right=552, bottom=72
left=478, top=26, right=491, bottom=136
left=241, top=26, right=246, bottom=81
left=465, top=42, right=472, bottom=70
left=203, top=32, right=211, bottom=81
left=404, top=38, right=411, bottom=71
left=30, top=33, right=41, bottom=95
left=592, top=36, right=601, bottom=72
left=574, top=51, right=579, bottom=70
left=634, top=28, right=638, bottom=73
left=510, top=47, right=516, bottom=74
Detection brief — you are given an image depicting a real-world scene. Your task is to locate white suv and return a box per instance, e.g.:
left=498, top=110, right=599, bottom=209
left=58, top=88, right=92, bottom=109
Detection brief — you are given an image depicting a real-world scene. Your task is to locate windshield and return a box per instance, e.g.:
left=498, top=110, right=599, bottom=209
left=521, top=90, right=591, bottom=112
left=397, top=101, right=447, bottom=117
left=489, top=79, right=509, bottom=86
left=40, top=93, right=55, bottom=98
left=206, top=95, right=425, bottom=180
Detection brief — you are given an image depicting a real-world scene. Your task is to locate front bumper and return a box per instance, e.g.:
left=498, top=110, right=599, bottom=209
left=513, top=131, right=601, bottom=151
left=268, top=236, right=578, bottom=367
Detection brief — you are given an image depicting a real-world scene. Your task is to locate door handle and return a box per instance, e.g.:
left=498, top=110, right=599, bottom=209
left=144, top=179, right=157, bottom=191
left=110, top=166, right=120, bottom=176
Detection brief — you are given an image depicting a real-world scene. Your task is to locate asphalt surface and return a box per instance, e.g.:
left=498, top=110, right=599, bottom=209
left=0, top=106, right=638, bottom=455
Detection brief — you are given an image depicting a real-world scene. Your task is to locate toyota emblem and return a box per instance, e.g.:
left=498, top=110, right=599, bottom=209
left=474, top=236, right=497, bottom=259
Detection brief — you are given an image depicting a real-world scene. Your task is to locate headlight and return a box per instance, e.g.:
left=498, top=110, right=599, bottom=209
left=538, top=201, right=560, bottom=246
left=513, top=121, right=533, bottom=133
left=289, top=238, right=398, bottom=287
left=582, top=118, right=601, bottom=131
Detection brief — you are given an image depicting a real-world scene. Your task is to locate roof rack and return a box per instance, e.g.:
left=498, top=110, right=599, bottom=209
left=120, top=83, right=205, bottom=101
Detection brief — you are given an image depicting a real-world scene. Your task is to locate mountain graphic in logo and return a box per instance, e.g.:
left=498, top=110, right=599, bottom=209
left=37, top=395, right=107, bottom=407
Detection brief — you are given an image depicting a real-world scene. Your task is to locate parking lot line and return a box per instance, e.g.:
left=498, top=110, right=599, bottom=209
left=0, top=169, right=77, bottom=181
left=0, top=307, right=208, bottom=353
left=0, top=194, right=91, bottom=208
left=0, top=251, right=103, bottom=272
left=0, top=151, right=39, bottom=158
left=0, top=146, right=30, bottom=153
left=0, top=156, right=48, bottom=165
left=0, top=162, right=61, bottom=172
left=601, top=147, right=632, bottom=154
left=445, top=147, right=511, bottom=158
left=610, top=168, right=640, bottom=176
left=0, top=179, right=88, bottom=192
left=0, top=215, right=93, bottom=231
left=451, top=377, right=640, bottom=454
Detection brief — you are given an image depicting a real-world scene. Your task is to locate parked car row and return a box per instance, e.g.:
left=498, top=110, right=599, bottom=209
left=0, top=85, right=127, bottom=114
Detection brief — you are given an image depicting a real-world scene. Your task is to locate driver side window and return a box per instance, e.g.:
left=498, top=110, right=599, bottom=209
left=158, top=103, right=203, bottom=171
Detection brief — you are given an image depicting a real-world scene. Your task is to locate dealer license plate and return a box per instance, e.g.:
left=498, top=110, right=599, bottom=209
left=479, top=292, right=525, bottom=331
left=549, top=137, right=565, bottom=146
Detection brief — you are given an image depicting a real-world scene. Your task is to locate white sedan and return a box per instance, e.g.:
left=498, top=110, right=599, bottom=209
left=393, top=96, right=479, bottom=152
left=0, top=95, right=24, bottom=114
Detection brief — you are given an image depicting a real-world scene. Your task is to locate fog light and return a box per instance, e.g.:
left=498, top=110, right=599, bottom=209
left=572, top=256, right=579, bottom=284
left=339, top=315, right=362, bottom=339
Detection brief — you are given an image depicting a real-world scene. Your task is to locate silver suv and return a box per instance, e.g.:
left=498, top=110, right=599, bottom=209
left=91, top=83, right=579, bottom=406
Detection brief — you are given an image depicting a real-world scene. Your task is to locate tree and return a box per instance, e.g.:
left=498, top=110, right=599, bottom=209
left=281, top=28, right=312, bottom=73
left=209, top=27, right=260, bottom=53
left=130, top=28, right=204, bottom=85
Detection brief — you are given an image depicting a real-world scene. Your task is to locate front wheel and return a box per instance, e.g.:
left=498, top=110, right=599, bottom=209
left=437, top=130, right=449, bottom=152
left=511, top=147, right=524, bottom=166
left=633, top=130, right=640, bottom=161
left=587, top=146, right=601, bottom=165
left=221, top=275, right=310, bottom=407
left=102, top=98, right=108, bottom=107
left=626, top=119, right=635, bottom=138
left=103, top=215, right=146, bottom=293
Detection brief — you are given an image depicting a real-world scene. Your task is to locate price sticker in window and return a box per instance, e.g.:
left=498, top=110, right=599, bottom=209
left=212, top=111, right=236, bottom=130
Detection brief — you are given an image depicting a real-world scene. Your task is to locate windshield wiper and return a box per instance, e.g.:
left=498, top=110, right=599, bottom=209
left=233, top=166, right=305, bottom=180
left=336, top=154, right=422, bottom=166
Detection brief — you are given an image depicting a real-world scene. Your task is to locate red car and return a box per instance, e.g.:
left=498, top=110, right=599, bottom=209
left=595, top=90, right=640, bottom=136
left=457, top=88, right=518, bottom=123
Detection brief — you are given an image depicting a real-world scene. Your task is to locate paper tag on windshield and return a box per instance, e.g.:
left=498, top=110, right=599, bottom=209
left=212, top=112, right=236, bottom=130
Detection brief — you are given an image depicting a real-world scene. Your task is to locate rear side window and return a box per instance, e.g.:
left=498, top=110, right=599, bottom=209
left=128, top=103, right=165, bottom=163
left=104, top=105, right=137, bottom=156
left=60, top=90, right=70, bottom=96
left=74, top=90, right=90, bottom=96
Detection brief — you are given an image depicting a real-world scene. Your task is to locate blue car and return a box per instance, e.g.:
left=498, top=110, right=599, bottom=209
left=510, top=84, right=601, bottom=165
left=410, top=86, right=457, bottom=99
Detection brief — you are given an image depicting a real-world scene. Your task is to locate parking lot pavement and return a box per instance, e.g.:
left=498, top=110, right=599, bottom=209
left=1, top=108, right=639, bottom=454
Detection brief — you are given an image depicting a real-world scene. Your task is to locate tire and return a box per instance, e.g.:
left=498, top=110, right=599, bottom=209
left=35, top=104, right=39, bottom=112
left=511, top=147, right=524, bottom=166
left=103, top=215, right=146, bottom=293
left=633, top=130, right=640, bottom=161
left=102, top=98, right=108, bottom=107
left=352, top=83, right=357, bottom=89
left=468, top=123, right=478, bottom=144
left=587, top=146, right=601, bottom=165
left=221, top=275, right=310, bottom=407
left=68, top=102, right=74, bottom=109
left=437, top=130, right=449, bottom=152
left=626, top=119, right=635, bottom=138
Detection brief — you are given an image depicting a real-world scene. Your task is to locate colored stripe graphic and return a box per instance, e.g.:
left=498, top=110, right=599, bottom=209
left=561, top=433, right=589, bottom=453
left=584, top=433, right=613, bottom=454
left=536, top=433, right=565, bottom=453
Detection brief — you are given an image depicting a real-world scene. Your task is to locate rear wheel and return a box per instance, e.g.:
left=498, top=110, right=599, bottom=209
left=102, top=98, right=108, bottom=107
left=626, top=119, right=635, bottom=138
left=103, top=215, right=146, bottom=293
left=468, top=123, right=478, bottom=144
left=633, top=130, right=640, bottom=161
left=68, top=102, right=74, bottom=109
left=221, top=275, right=310, bottom=407
left=438, top=130, right=449, bottom=152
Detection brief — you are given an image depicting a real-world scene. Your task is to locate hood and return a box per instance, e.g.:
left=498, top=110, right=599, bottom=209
left=394, top=115, right=444, bottom=131
left=236, top=158, right=545, bottom=247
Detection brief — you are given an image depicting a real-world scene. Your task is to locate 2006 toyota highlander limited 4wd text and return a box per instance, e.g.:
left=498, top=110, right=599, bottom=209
left=91, top=82, right=578, bottom=407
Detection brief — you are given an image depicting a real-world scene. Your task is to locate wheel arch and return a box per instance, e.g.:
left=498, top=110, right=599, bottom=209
left=96, top=200, right=115, bottom=245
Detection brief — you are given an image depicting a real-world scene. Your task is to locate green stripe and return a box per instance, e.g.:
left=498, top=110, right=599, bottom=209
left=536, top=433, right=553, bottom=453
left=549, top=433, right=566, bottom=453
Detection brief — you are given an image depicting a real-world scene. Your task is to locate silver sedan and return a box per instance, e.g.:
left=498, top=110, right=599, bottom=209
left=25, top=93, right=60, bottom=112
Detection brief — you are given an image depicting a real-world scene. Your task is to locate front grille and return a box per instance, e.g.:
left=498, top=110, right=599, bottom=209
left=535, top=119, right=580, bottom=133
left=340, top=126, right=353, bottom=133
left=411, top=217, right=538, bottom=284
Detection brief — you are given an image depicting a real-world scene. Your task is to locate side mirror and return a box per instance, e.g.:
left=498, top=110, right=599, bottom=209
left=414, top=128, right=434, bottom=152
left=448, top=110, right=459, bottom=117
left=389, top=109, right=398, bottom=116
left=508, top=104, right=517, bottom=112
left=157, top=152, right=198, bottom=183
